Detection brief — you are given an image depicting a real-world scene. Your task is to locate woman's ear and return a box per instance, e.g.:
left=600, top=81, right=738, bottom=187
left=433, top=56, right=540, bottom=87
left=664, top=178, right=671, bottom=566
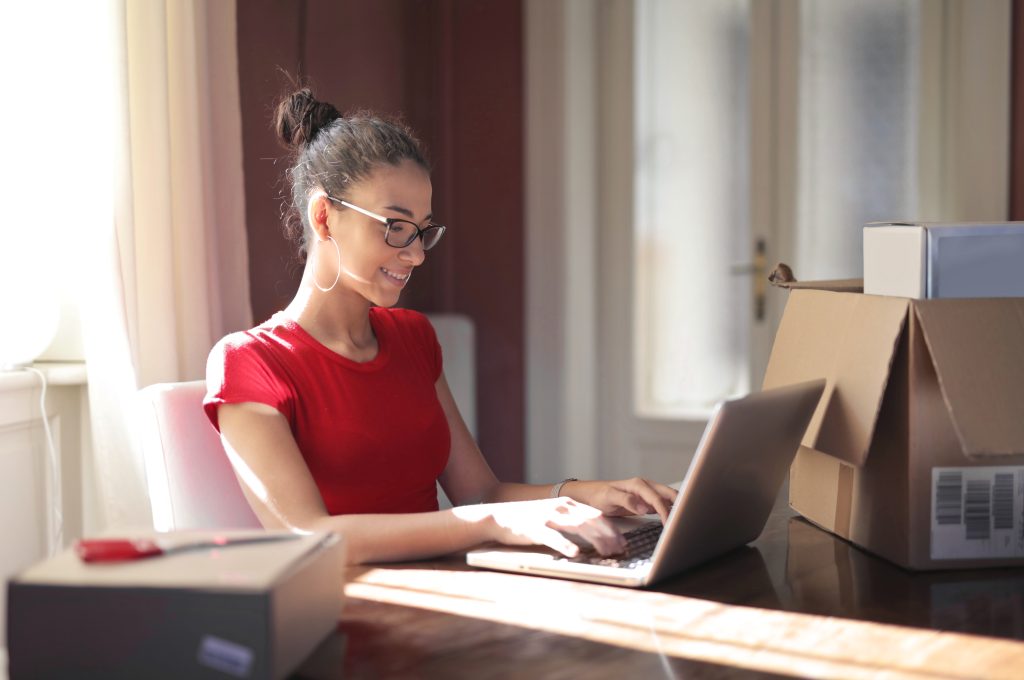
left=307, top=191, right=333, bottom=241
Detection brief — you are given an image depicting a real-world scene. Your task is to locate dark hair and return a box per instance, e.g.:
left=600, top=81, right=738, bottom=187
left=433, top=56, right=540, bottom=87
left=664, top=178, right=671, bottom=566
left=273, top=88, right=430, bottom=256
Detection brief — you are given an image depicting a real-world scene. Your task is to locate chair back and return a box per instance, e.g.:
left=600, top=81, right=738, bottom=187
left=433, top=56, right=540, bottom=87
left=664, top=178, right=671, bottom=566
left=139, top=380, right=261, bottom=531
left=426, top=313, right=476, bottom=437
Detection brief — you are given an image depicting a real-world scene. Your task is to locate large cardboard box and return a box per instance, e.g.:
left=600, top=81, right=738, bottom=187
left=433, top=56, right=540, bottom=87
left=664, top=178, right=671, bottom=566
left=7, top=531, right=345, bottom=679
left=763, top=280, right=1024, bottom=570
left=863, top=221, right=1024, bottom=298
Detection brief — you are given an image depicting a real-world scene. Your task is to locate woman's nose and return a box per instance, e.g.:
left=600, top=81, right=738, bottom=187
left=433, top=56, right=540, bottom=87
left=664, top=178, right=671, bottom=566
left=400, top=237, right=426, bottom=265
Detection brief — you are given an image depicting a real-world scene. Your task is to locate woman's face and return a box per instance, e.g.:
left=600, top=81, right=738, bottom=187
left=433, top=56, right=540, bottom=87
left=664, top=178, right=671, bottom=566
left=325, top=159, right=433, bottom=308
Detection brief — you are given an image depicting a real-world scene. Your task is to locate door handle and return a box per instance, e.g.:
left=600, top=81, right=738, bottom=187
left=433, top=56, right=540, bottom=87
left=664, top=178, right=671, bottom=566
left=728, top=238, right=767, bottom=321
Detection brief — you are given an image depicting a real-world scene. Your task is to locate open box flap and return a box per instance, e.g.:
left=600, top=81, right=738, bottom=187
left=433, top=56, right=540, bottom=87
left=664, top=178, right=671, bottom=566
left=914, top=299, right=1024, bottom=458
left=763, top=289, right=909, bottom=466
left=770, top=278, right=864, bottom=293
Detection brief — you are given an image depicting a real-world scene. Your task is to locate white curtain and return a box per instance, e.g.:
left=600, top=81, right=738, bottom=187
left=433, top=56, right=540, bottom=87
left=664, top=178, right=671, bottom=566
left=82, top=0, right=252, bottom=530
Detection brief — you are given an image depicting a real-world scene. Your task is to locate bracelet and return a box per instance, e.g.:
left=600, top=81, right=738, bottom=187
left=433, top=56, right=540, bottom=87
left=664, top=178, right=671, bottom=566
left=550, top=478, right=578, bottom=498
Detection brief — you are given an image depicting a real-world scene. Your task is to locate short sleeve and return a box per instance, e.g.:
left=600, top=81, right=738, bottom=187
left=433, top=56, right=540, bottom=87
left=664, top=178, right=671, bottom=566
left=203, top=332, right=292, bottom=431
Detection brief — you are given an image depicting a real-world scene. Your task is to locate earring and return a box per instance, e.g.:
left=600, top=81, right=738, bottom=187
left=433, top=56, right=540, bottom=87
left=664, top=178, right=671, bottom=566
left=311, top=236, right=341, bottom=292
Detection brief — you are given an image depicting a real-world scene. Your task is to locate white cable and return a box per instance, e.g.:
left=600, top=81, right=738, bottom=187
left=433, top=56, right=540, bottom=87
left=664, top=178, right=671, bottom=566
left=21, top=366, right=64, bottom=555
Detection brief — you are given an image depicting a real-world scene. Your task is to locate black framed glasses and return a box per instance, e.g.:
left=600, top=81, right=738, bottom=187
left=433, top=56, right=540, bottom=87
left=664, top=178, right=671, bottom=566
left=326, top=195, right=446, bottom=250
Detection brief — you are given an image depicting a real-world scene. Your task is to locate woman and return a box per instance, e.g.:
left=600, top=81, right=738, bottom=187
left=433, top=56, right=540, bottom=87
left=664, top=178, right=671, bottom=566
left=204, top=88, right=677, bottom=564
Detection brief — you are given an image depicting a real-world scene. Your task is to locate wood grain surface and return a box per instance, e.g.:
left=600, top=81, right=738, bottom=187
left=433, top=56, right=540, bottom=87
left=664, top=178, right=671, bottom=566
left=293, top=498, right=1024, bottom=679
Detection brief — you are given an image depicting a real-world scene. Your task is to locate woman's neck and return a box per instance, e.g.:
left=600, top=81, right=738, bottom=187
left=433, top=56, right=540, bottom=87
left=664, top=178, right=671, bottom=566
left=284, top=279, right=378, bottom=360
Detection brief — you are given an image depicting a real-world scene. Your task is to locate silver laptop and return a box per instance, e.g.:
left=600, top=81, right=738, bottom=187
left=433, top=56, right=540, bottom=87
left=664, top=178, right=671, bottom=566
left=466, top=380, right=826, bottom=588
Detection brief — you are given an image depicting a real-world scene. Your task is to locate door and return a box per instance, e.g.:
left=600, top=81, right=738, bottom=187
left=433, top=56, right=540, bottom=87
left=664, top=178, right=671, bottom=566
left=598, top=1, right=771, bottom=483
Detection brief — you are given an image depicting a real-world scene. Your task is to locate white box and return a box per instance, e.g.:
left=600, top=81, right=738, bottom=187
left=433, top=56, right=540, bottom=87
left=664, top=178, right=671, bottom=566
left=7, top=531, right=344, bottom=680
left=863, top=221, right=1024, bottom=298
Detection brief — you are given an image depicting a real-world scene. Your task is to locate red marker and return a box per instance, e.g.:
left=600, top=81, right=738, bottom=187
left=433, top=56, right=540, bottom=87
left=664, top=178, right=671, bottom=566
left=74, top=534, right=300, bottom=563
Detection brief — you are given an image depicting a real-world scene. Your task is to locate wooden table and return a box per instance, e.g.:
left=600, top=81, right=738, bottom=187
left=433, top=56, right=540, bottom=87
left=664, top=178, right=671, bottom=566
left=293, top=496, right=1024, bottom=679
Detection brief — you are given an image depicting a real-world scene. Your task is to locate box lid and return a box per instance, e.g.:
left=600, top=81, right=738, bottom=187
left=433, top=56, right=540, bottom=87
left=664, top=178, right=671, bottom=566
left=866, top=220, right=1024, bottom=231
left=770, top=278, right=864, bottom=293
left=914, top=299, right=1024, bottom=458
left=765, top=285, right=1024, bottom=464
left=14, top=531, right=339, bottom=592
left=763, top=288, right=908, bottom=466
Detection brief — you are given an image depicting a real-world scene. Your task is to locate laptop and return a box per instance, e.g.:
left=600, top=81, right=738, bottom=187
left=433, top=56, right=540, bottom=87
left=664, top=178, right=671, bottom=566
left=466, top=379, right=826, bottom=588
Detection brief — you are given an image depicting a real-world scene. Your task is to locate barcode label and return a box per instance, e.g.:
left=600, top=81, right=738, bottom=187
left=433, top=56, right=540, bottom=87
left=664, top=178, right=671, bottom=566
left=994, top=474, right=1014, bottom=530
left=931, top=467, right=1024, bottom=560
left=935, top=471, right=963, bottom=525
left=964, top=479, right=991, bottom=540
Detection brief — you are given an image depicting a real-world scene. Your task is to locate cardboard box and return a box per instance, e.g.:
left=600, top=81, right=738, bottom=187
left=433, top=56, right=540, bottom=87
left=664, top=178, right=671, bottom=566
left=863, top=221, right=1024, bottom=298
left=763, top=280, right=1024, bottom=570
left=7, top=531, right=344, bottom=679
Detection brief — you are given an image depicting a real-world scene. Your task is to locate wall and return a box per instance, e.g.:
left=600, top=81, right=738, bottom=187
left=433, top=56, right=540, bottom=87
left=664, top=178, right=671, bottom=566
left=236, top=0, right=524, bottom=480
left=0, top=365, right=91, bottom=649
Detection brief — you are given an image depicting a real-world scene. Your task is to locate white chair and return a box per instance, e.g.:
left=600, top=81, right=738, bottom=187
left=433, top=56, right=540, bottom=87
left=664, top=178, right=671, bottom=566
left=139, top=380, right=261, bottom=531
left=426, top=314, right=476, bottom=509
left=426, top=313, right=476, bottom=437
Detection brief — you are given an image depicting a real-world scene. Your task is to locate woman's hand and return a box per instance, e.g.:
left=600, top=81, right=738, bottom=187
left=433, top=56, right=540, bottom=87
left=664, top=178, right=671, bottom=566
left=561, top=478, right=678, bottom=523
left=454, top=498, right=627, bottom=558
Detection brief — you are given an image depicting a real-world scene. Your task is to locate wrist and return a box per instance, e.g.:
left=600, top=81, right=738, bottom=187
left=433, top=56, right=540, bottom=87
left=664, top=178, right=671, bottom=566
left=550, top=477, right=578, bottom=499
left=450, top=503, right=500, bottom=544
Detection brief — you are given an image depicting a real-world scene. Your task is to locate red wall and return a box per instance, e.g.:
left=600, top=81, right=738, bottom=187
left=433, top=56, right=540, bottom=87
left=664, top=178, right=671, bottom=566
left=236, top=0, right=525, bottom=481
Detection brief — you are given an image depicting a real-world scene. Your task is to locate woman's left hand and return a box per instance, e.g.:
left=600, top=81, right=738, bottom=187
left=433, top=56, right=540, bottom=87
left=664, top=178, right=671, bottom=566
left=560, top=478, right=678, bottom=523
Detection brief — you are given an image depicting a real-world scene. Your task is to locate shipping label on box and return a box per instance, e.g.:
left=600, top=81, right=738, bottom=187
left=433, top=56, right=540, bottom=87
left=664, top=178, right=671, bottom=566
left=931, top=466, right=1024, bottom=560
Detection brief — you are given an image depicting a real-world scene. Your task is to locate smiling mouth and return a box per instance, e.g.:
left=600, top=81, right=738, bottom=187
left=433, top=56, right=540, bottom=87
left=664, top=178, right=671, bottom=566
left=381, top=267, right=411, bottom=284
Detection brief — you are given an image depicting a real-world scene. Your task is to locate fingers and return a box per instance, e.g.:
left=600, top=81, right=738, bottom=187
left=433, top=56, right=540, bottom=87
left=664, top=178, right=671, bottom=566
left=488, top=498, right=626, bottom=557
left=546, top=515, right=626, bottom=557
left=545, top=499, right=626, bottom=555
left=536, top=525, right=581, bottom=558
left=568, top=478, right=678, bottom=522
left=614, top=478, right=677, bottom=523
left=604, top=488, right=654, bottom=517
left=649, top=480, right=680, bottom=503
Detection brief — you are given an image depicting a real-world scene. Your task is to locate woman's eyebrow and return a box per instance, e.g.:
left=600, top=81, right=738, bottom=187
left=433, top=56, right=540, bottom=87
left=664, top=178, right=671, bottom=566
left=384, top=204, right=433, bottom=221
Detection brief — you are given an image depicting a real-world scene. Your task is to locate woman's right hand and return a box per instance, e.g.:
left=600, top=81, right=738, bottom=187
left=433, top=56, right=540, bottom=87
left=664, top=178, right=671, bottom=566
left=454, top=498, right=627, bottom=558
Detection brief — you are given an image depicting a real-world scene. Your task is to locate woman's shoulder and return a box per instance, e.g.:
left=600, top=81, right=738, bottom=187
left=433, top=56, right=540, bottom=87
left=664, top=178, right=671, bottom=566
left=208, top=315, right=295, bottom=363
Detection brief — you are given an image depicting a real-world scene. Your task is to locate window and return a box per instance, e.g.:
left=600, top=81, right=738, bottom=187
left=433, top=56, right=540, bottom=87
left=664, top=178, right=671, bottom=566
left=0, top=0, right=115, bottom=367
left=794, top=0, right=920, bottom=280
left=631, top=0, right=1006, bottom=420
left=633, top=0, right=752, bottom=418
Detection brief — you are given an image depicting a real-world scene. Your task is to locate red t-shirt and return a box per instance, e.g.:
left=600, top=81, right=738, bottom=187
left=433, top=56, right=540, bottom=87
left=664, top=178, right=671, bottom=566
left=204, top=307, right=450, bottom=515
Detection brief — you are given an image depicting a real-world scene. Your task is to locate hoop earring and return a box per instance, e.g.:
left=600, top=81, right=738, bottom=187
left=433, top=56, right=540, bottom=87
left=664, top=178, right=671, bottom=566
left=311, top=236, right=341, bottom=292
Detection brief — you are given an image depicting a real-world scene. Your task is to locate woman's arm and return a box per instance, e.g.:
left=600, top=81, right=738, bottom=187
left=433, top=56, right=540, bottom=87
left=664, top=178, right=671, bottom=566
left=217, top=401, right=626, bottom=564
left=434, top=376, right=679, bottom=521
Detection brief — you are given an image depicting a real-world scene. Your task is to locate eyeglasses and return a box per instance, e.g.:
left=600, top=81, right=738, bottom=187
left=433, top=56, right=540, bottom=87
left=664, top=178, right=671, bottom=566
left=326, top=195, right=446, bottom=250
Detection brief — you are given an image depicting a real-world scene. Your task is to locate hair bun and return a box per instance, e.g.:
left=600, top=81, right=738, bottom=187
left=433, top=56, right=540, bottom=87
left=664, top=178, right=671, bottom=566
left=273, top=88, right=341, bottom=150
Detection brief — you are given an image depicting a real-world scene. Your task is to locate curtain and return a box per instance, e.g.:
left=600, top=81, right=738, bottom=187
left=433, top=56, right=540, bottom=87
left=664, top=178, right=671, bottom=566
left=82, top=0, right=252, bottom=531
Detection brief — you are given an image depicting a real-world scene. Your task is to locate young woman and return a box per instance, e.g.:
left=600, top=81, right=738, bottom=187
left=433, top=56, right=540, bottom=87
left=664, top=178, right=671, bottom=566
left=204, top=89, right=677, bottom=564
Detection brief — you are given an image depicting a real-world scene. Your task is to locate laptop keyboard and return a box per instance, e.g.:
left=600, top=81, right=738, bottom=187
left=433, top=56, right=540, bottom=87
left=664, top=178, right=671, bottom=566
left=561, top=522, right=663, bottom=570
